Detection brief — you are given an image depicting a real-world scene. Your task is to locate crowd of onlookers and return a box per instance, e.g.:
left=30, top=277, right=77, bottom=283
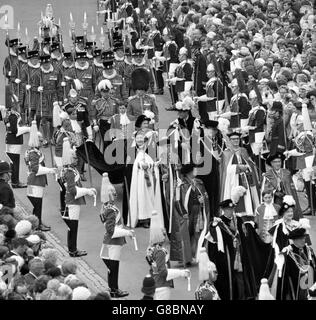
left=0, top=204, right=112, bottom=300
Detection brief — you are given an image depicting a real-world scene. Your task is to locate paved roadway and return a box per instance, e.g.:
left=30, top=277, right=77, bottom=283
left=1, top=0, right=316, bottom=300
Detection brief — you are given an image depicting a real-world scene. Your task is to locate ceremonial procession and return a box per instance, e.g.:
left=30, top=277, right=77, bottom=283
left=1, top=0, right=316, bottom=303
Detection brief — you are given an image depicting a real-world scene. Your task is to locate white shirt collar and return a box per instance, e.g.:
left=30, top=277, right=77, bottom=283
left=41, top=64, right=54, bottom=73
left=75, top=61, right=89, bottom=70
left=102, top=69, right=117, bottom=79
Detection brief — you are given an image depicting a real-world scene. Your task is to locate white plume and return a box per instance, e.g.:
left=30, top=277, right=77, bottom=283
left=231, top=186, right=247, bottom=204
left=283, top=195, right=296, bottom=206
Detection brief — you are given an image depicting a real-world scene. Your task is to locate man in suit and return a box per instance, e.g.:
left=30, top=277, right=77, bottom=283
left=24, top=258, right=45, bottom=294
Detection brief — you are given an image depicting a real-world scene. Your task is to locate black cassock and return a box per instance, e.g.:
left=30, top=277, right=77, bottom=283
left=208, top=215, right=270, bottom=300
left=268, top=244, right=316, bottom=300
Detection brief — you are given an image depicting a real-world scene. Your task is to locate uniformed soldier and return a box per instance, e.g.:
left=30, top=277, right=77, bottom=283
left=3, top=38, right=20, bottom=106
left=127, top=68, right=159, bottom=125
left=63, top=89, right=93, bottom=181
left=4, top=93, right=30, bottom=188
left=148, top=17, right=165, bottom=95
left=24, top=120, right=56, bottom=231
left=91, top=79, right=120, bottom=152
left=61, top=137, right=96, bottom=257
left=113, top=40, right=125, bottom=78
left=74, top=36, right=86, bottom=53
left=53, top=111, right=77, bottom=217
left=85, top=41, right=96, bottom=66
left=60, top=52, right=75, bottom=102
left=92, top=49, right=104, bottom=81
left=20, top=50, right=41, bottom=123
left=41, top=37, right=51, bottom=55
left=99, top=173, right=133, bottom=297
left=36, top=54, right=62, bottom=147
left=73, top=51, right=96, bottom=119
left=50, top=42, right=64, bottom=73
left=96, top=59, right=127, bottom=102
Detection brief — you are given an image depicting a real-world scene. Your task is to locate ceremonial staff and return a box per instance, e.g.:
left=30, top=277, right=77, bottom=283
left=69, top=13, right=78, bottom=79
left=16, top=22, right=21, bottom=110
left=25, top=27, right=32, bottom=125
left=82, top=12, right=88, bottom=47
left=58, top=19, right=67, bottom=102
left=4, top=14, right=14, bottom=96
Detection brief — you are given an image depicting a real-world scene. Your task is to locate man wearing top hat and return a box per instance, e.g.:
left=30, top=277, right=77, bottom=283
left=35, top=54, right=62, bottom=147
left=20, top=50, right=41, bottom=123
left=220, top=130, right=260, bottom=217
left=3, top=38, right=20, bottom=106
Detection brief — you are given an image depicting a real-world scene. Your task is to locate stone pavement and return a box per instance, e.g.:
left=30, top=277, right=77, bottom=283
left=15, top=199, right=109, bottom=296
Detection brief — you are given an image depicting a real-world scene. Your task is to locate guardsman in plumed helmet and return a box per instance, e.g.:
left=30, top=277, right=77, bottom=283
left=127, top=68, right=159, bottom=126
left=3, top=92, right=30, bottom=189
left=99, top=173, right=133, bottom=297
left=91, top=79, right=120, bottom=152
left=60, top=137, right=96, bottom=257
left=24, top=120, right=57, bottom=231
left=0, top=161, right=15, bottom=209
left=3, top=38, right=20, bottom=106
left=20, top=49, right=41, bottom=123
left=63, top=88, right=93, bottom=181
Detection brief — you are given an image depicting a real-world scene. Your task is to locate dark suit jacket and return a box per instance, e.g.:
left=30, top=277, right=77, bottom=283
left=0, top=180, right=15, bottom=208
left=140, top=295, right=154, bottom=300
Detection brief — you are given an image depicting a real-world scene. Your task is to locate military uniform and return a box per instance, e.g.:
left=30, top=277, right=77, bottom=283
left=127, top=93, right=159, bottom=123
left=92, top=49, right=104, bottom=81
left=60, top=55, right=75, bottom=101
left=20, top=51, right=41, bottom=122
left=4, top=106, right=29, bottom=187
left=16, top=47, right=28, bottom=118
left=64, top=97, right=92, bottom=175
left=61, top=164, right=90, bottom=255
left=24, top=145, right=53, bottom=230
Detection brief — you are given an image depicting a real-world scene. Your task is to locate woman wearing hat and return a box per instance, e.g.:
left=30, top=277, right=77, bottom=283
left=24, top=121, right=56, bottom=232
left=99, top=173, right=134, bottom=298
left=268, top=195, right=301, bottom=252
left=268, top=227, right=316, bottom=300
left=128, top=128, right=162, bottom=229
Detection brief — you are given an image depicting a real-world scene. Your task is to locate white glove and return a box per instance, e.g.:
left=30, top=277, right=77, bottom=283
left=8, top=71, right=11, bottom=77
left=26, top=84, right=31, bottom=90
left=37, top=86, right=43, bottom=92
left=93, top=125, right=99, bottom=132
left=63, top=98, right=68, bottom=103
left=61, top=81, right=66, bottom=87
left=88, top=188, right=97, bottom=197
left=15, top=78, right=21, bottom=84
